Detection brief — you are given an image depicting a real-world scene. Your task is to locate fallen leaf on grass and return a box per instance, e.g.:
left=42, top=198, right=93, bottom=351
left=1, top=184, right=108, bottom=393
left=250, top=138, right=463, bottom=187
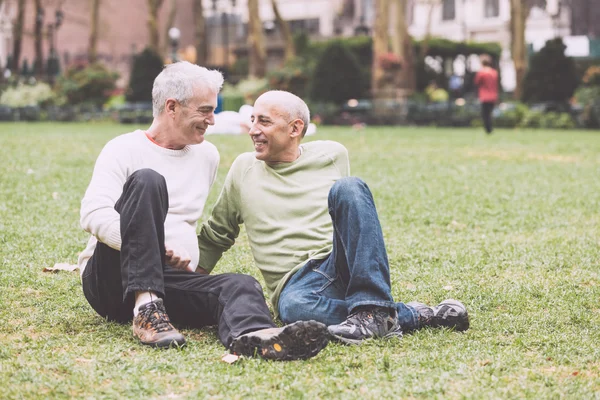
left=221, top=353, right=240, bottom=364
left=43, top=263, right=79, bottom=273
left=443, top=285, right=453, bottom=291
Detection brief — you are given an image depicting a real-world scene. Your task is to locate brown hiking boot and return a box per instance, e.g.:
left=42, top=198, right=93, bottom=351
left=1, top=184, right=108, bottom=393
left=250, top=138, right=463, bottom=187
left=133, top=299, right=186, bottom=348
left=230, top=320, right=329, bottom=361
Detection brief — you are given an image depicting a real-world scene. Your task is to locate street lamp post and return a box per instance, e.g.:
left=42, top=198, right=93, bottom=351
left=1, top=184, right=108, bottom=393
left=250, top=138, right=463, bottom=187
left=46, top=8, right=64, bottom=82
left=211, top=0, right=238, bottom=68
left=168, top=27, right=181, bottom=62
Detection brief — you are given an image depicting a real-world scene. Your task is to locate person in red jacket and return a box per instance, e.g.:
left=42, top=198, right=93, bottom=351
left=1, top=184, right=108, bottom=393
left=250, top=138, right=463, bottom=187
left=474, top=54, right=499, bottom=134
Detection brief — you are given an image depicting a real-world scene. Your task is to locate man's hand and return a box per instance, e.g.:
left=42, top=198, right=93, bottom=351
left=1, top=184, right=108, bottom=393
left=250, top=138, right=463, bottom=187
left=165, top=243, right=194, bottom=272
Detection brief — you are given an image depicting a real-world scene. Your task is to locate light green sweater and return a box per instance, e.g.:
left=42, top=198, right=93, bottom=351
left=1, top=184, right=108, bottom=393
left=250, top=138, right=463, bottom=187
left=198, top=140, right=350, bottom=316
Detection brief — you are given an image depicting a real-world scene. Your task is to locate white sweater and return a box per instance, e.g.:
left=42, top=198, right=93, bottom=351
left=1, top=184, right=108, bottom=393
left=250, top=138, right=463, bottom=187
left=78, top=130, right=219, bottom=276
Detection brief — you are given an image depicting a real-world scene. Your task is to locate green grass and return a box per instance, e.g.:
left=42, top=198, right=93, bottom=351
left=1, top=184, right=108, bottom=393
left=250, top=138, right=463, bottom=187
left=1, top=122, right=600, bottom=399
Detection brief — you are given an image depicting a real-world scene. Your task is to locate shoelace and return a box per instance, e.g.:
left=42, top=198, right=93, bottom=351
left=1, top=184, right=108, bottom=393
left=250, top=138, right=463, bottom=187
left=140, top=303, right=173, bottom=333
left=343, top=310, right=378, bottom=327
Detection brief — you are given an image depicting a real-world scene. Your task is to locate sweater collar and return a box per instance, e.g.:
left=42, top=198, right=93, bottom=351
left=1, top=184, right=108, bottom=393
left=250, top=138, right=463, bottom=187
left=140, top=130, right=193, bottom=157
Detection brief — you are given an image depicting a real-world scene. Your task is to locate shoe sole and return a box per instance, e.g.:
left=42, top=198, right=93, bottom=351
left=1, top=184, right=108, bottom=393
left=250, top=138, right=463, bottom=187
left=433, top=299, right=470, bottom=331
left=328, top=329, right=403, bottom=345
left=231, top=321, right=329, bottom=361
left=144, top=338, right=186, bottom=349
left=138, top=335, right=187, bottom=349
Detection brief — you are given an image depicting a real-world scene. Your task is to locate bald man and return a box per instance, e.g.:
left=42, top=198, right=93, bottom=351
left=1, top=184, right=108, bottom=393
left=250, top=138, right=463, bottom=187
left=197, top=90, right=469, bottom=344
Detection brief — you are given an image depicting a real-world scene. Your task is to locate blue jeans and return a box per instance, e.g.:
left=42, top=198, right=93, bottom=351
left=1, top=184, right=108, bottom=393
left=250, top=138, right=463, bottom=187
left=278, top=177, right=419, bottom=331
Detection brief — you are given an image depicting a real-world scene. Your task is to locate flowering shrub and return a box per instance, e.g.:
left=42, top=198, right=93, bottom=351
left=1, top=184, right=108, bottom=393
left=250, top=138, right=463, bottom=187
left=55, top=63, right=119, bottom=106
left=378, top=52, right=402, bottom=71
left=582, top=66, right=600, bottom=87
left=0, top=82, right=55, bottom=107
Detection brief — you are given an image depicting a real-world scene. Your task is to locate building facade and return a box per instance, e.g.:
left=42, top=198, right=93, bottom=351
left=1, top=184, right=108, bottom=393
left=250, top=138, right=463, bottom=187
left=0, top=0, right=592, bottom=90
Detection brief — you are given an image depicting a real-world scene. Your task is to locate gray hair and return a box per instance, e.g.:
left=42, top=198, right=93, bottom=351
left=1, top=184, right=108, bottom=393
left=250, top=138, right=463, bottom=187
left=258, top=90, right=311, bottom=136
left=152, top=61, right=224, bottom=117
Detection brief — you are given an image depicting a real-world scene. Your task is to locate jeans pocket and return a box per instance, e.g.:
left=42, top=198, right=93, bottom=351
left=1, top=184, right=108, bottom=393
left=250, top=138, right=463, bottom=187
left=310, top=258, right=343, bottom=296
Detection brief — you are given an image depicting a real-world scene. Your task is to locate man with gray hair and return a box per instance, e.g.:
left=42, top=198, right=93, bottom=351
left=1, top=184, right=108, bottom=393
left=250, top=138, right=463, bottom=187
left=78, top=63, right=329, bottom=360
left=198, top=90, right=469, bottom=345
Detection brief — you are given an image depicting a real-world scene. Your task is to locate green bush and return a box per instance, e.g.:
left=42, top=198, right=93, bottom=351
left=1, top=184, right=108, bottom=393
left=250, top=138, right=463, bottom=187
left=519, top=110, right=544, bottom=128
left=522, top=38, right=579, bottom=105
left=126, top=48, right=164, bottom=103
left=230, top=57, right=249, bottom=80
left=310, top=41, right=367, bottom=104
left=574, top=86, right=600, bottom=129
left=518, top=109, right=575, bottom=129
left=267, top=57, right=311, bottom=98
left=494, top=103, right=529, bottom=128
left=54, top=63, right=119, bottom=107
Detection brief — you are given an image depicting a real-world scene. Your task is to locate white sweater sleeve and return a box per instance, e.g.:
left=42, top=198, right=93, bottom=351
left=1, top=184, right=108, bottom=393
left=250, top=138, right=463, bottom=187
left=80, top=140, right=129, bottom=251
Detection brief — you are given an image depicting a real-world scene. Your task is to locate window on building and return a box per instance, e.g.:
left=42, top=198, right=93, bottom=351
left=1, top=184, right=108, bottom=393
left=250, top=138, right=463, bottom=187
left=484, top=0, right=499, bottom=18
left=442, top=0, right=455, bottom=21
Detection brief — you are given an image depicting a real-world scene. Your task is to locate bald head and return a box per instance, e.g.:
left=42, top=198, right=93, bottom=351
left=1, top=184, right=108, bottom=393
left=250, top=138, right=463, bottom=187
left=255, top=91, right=310, bottom=137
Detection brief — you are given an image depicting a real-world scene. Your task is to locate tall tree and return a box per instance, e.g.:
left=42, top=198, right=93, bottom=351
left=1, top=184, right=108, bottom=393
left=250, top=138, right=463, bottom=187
left=391, top=0, right=415, bottom=92
left=11, top=0, right=26, bottom=71
left=33, top=0, right=44, bottom=76
left=247, top=0, right=266, bottom=77
left=371, top=0, right=390, bottom=94
left=510, top=0, right=528, bottom=100
left=161, top=0, right=177, bottom=58
left=270, top=0, right=295, bottom=63
left=419, top=0, right=439, bottom=61
left=510, top=0, right=546, bottom=99
left=88, top=0, right=101, bottom=63
left=147, top=0, right=164, bottom=55
left=193, top=0, right=208, bottom=66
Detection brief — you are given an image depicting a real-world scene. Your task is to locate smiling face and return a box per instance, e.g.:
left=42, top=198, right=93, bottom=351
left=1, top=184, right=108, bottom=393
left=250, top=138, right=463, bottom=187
left=174, top=87, right=217, bottom=146
left=249, top=95, right=304, bottom=164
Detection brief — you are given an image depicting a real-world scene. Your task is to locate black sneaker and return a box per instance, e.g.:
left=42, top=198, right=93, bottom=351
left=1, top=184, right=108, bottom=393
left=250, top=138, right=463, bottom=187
left=407, top=299, right=469, bottom=331
left=230, top=320, right=329, bottom=361
left=133, top=299, right=186, bottom=348
left=327, top=307, right=402, bottom=345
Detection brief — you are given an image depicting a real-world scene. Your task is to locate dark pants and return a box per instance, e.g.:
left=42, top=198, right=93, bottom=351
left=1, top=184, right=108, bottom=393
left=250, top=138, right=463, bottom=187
left=81, top=169, right=276, bottom=348
left=481, top=102, right=495, bottom=134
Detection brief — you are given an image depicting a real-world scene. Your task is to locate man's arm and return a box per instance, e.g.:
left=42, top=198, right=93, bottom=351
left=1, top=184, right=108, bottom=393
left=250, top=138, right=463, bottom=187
left=80, top=140, right=128, bottom=250
left=197, top=160, right=244, bottom=273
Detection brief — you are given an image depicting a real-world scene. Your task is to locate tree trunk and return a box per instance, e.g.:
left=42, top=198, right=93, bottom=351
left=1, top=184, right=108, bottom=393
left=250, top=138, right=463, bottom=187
left=510, top=0, right=530, bottom=100
left=420, top=0, right=437, bottom=60
left=247, top=0, right=266, bottom=78
left=33, top=0, right=44, bottom=76
left=271, top=0, right=295, bottom=63
left=372, top=0, right=390, bottom=93
left=161, top=0, right=177, bottom=58
left=193, top=0, right=208, bottom=66
left=11, top=0, right=26, bottom=71
left=391, top=0, right=415, bottom=93
left=88, top=0, right=101, bottom=63
left=147, top=0, right=164, bottom=55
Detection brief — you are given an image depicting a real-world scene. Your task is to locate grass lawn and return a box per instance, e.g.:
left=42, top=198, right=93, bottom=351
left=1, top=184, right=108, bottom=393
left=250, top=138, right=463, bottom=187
left=1, top=122, right=599, bottom=399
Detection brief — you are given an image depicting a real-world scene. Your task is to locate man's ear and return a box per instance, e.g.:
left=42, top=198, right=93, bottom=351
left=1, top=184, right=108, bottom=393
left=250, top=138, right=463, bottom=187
left=290, top=119, right=305, bottom=138
left=166, top=99, right=177, bottom=118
